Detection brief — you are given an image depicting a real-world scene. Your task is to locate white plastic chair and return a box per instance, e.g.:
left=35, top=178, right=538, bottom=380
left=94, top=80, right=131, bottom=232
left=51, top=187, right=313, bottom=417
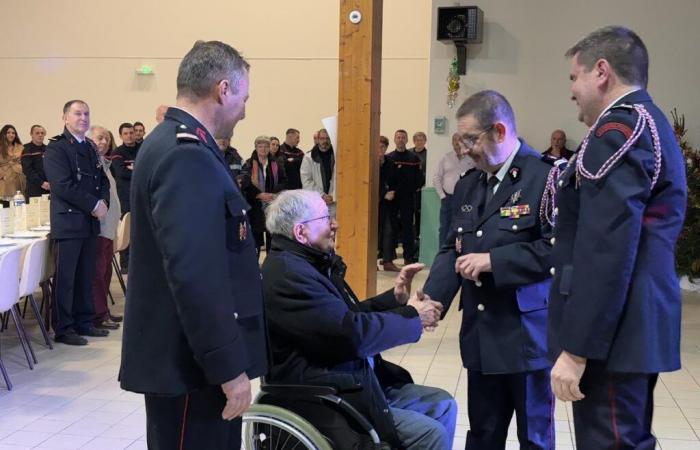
left=18, top=238, right=53, bottom=349
left=0, top=247, right=34, bottom=390
left=112, top=212, right=130, bottom=295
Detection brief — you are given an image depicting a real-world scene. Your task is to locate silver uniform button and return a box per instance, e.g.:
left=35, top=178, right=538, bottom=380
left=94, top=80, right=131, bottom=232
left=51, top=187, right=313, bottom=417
left=558, top=179, right=564, bottom=187
left=554, top=207, right=559, bottom=216
left=476, top=230, right=483, bottom=237
left=234, top=312, right=239, bottom=319
left=550, top=267, right=556, bottom=276
left=511, top=224, right=518, bottom=231
left=550, top=237, right=556, bottom=245
left=477, top=304, right=485, bottom=311
left=475, top=280, right=482, bottom=287
left=457, top=227, right=463, bottom=233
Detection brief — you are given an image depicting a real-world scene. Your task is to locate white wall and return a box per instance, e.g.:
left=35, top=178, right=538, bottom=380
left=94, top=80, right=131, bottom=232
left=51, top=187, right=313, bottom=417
left=426, top=0, right=700, bottom=181
left=0, top=0, right=431, bottom=152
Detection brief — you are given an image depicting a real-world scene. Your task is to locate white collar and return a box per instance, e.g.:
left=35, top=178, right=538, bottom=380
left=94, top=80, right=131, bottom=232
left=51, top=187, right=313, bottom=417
left=596, top=88, right=641, bottom=122
left=68, top=131, right=85, bottom=143
left=490, top=140, right=521, bottom=182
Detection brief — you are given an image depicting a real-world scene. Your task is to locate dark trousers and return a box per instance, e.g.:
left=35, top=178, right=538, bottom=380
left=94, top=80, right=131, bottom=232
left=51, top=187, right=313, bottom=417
left=145, top=384, right=242, bottom=450
left=438, top=194, right=454, bottom=248
left=387, top=194, right=416, bottom=262
left=573, top=362, right=657, bottom=450
left=379, top=200, right=396, bottom=262
left=92, top=236, right=113, bottom=324
left=52, top=237, right=97, bottom=337
left=466, top=369, right=554, bottom=450
left=414, top=190, right=422, bottom=240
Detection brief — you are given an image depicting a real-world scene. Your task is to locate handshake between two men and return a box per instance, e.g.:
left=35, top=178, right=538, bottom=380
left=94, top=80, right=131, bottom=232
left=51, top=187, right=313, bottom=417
left=394, top=263, right=444, bottom=331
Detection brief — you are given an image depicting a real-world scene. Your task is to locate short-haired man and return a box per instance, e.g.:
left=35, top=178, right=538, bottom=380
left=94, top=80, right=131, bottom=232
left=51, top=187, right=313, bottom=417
left=133, top=121, right=146, bottom=145
left=542, top=129, right=573, bottom=161
left=433, top=132, right=475, bottom=246
left=262, top=190, right=456, bottom=449
left=384, top=129, right=423, bottom=264
left=120, top=41, right=268, bottom=449
left=410, top=131, right=428, bottom=243
left=44, top=100, right=111, bottom=346
left=111, top=122, right=138, bottom=274
left=279, top=128, right=304, bottom=189
left=300, top=128, right=336, bottom=215
left=378, top=135, right=398, bottom=270
left=424, top=90, right=555, bottom=449
left=21, top=124, right=50, bottom=197
left=548, top=26, right=687, bottom=449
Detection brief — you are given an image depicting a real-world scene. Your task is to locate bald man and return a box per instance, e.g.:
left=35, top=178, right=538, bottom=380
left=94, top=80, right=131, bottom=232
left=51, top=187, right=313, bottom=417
left=155, top=104, right=168, bottom=124
left=543, top=129, right=573, bottom=161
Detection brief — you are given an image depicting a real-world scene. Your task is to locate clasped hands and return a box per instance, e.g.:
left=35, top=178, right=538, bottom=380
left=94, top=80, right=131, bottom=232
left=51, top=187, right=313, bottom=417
left=394, top=263, right=443, bottom=331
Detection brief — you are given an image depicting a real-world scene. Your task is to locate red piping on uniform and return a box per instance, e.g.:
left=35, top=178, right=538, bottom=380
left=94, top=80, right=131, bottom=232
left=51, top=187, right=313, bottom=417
left=179, top=394, right=190, bottom=450
left=608, top=375, right=620, bottom=449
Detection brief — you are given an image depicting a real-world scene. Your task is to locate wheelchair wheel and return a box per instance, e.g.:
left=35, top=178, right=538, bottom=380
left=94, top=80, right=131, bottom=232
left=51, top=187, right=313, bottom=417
left=242, top=404, right=334, bottom=450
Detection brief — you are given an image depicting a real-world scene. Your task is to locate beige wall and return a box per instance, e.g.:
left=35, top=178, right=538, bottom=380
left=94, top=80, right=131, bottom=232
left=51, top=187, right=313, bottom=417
left=1, top=0, right=431, bottom=152
left=426, top=0, right=700, bottom=180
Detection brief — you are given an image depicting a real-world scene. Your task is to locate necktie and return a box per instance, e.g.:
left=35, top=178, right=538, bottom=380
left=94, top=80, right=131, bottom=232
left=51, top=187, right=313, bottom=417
left=485, top=175, right=499, bottom=205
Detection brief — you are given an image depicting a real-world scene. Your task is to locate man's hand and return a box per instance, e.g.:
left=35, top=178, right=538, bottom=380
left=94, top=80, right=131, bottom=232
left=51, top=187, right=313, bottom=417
left=455, top=253, right=491, bottom=281
left=41, top=181, right=50, bottom=191
left=394, top=263, right=425, bottom=304
left=384, top=191, right=395, bottom=201
left=551, top=351, right=587, bottom=402
left=92, top=200, right=108, bottom=219
left=407, top=290, right=443, bottom=329
left=221, top=372, right=252, bottom=420
left=322, top=194, right=334, bottom=204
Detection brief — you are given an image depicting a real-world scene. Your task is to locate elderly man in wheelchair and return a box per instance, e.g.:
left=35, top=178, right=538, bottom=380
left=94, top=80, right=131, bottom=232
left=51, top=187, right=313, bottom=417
left=247, top=190, right=457, bottom=450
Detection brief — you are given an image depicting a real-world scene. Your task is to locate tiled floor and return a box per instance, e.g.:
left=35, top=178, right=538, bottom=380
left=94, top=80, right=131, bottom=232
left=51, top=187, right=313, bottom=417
left=1, top=269, right=700, bottom=449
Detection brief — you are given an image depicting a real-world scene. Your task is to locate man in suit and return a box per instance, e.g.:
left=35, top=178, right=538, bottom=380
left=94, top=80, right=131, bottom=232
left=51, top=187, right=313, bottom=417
left=423, top=90, right=555, bottom=449
left=119, top=41, right=268, bottom=449
left=262, top=189, right=455, bottom=449
left=549, top=26, right=687, bottom=449
left=44, top=100, right=111, bottom=345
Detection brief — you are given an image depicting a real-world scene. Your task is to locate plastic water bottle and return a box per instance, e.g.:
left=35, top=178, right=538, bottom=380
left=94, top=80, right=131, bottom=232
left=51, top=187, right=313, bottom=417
left=13, top=191, right=25, bottom=207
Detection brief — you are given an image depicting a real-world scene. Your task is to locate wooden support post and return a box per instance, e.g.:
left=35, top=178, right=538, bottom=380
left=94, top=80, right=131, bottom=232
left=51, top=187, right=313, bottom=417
left=335, top=0, right=383, bottom=298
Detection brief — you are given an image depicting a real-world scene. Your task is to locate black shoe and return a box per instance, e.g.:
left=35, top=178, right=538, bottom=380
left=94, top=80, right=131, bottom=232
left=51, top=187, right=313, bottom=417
left=109, top=314, right=123, bottom=323
left=55, top=333, right=88, bottom=346
left=77, top=327, right=110, bottom=337
left=95, top=320, right=120, bottom=330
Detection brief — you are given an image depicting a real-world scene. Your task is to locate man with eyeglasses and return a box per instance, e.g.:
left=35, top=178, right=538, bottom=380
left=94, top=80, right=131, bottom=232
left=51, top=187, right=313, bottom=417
left=262, top=189, right=457, bottom=449
left=423, top=90, right=555, bottom=449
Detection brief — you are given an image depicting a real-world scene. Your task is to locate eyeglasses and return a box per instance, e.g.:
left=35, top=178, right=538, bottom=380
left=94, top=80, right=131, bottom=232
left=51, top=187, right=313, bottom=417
left=459, top=124, right=495, bottom=149
left=299, top=215, right=332, bottom=225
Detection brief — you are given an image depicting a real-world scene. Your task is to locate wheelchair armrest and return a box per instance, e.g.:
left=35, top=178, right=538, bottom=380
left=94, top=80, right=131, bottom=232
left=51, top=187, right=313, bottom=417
left=260, top=383, right=339, bottom=397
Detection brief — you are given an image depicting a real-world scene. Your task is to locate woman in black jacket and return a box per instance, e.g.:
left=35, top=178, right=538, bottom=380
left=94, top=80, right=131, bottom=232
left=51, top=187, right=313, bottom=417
left=242, top=135, right=286, bottom=256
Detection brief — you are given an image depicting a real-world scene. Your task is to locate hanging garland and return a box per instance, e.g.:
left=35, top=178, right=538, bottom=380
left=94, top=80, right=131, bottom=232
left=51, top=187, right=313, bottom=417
left=447, top=56, right=460, bottom=108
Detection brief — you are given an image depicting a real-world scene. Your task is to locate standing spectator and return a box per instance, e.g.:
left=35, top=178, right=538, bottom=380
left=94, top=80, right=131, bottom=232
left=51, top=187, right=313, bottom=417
left=378, top=135, right=398, bottom=271
left=243, top=136, right=286, bottom=255
left=0, top=124, right=26, bottom=200
left=133, top=121, right=146, bottom=145
left=44, top=100, right=110, bottom=345
left=410, top=131, right=428, bottom=241
left=120, top=41, right=267, bottom=448
left=385, top=129, right=423, bottom=265
left=155, top=104, right=168, bottom=124
left=301, top=128, right=335, bottom=215
left=433, top=133, right=475, bottom=246
left=21, top=125, right=50, bottom=198
left=88, top=125, right=122, bottom=330
left=111, top=122, right=138, bottom=274
left=279, top=128, right=304, bottom=189
left=542, top=129, right=573, bottom=161
left=216, top=134, right=246, bottom=186
left=269, top=136, right=282, bottom=162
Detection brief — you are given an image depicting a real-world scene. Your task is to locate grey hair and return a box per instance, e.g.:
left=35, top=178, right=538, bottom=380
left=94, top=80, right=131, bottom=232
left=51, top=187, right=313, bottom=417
left=254, top=135, right=271, bottom=146
left=86, top=125, right=107, bottom=138
left=265, top=190, right=322, bottom=239
left=176, top=40, right=250, bottom=100
left=565, top=26, right=648, bottom=89
left=456, top=90, right=517, bottom=135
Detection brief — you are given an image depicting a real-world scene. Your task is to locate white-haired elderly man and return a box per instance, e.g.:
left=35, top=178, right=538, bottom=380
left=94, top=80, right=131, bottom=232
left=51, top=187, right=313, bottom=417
left=261, top=189, right=457, bottom=450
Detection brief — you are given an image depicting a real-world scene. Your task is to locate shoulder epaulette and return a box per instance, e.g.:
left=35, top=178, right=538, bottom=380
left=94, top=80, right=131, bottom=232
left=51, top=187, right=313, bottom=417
left=49, top=134, right=64, bottom=142
left=175, top=124, right=200, bottom=144
left=460, top=167, right=476, bottom=179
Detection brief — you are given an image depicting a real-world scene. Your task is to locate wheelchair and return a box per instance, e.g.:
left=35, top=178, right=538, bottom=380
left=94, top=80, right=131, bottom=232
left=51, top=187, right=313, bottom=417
left=242, top=381, right=392, bottom=450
